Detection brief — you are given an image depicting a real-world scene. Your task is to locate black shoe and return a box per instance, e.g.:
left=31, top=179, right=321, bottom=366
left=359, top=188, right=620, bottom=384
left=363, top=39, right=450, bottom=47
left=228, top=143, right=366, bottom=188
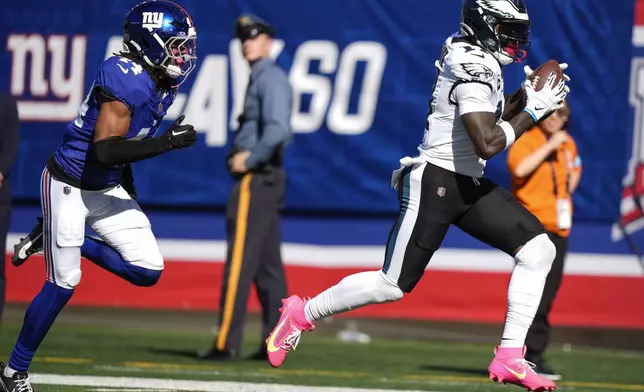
left=0, top=362, right=34, bottom=392
left=533, top=361, right=562, bottom=381
left=12, top=218, right=44, bottom=267
left=197, top=346, right=238, bottom=361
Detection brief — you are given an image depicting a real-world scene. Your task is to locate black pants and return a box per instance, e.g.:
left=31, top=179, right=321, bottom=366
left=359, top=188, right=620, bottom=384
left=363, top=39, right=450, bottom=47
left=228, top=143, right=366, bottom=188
left=215, top=168, right=287, bottom=353
left=386, top=162, right=546, bottom=293
left=0, top=205, right=10, bottom=322
left=525, top=231, right=568, bottom=363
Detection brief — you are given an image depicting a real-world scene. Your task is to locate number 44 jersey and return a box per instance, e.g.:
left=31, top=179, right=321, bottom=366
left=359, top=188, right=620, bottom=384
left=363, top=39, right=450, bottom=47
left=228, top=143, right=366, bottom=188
left=418, top=33, right=505, bottom=178
left=52, top=55, right=176, bottom=190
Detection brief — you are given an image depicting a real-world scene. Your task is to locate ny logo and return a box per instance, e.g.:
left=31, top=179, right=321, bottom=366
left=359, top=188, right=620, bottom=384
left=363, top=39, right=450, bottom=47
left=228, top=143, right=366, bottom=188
left=7, top=34, right=86, bottom=122
left=142, top=12, right=164, bottom=29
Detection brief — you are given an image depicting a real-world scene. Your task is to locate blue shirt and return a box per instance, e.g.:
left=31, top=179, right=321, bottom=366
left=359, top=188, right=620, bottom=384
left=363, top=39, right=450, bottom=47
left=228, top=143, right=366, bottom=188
left=53, top=56, right=175, bottom=189
left=233, top=58, right=293, bottom=169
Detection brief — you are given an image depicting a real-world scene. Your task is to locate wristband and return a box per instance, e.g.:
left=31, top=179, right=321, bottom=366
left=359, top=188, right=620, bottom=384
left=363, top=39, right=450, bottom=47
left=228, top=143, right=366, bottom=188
left=523, top=107, right=538, bottom=123
left=498, top=121, right=516, bottom=150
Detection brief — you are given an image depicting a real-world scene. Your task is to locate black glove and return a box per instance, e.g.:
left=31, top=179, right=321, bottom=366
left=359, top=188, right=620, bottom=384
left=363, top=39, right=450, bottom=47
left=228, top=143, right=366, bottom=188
left=122, top=164, right=137, bottom=200
left=162, top=115, right=197, bottom=150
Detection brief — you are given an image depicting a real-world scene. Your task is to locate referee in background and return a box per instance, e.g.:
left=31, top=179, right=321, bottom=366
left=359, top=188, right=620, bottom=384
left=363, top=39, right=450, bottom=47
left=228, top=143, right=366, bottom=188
left=199, top=14, right=293, bottom=361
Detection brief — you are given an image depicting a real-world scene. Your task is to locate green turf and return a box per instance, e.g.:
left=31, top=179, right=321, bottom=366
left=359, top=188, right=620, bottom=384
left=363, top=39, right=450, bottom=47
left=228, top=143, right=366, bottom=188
left=1, top=321, right=643, bottom=392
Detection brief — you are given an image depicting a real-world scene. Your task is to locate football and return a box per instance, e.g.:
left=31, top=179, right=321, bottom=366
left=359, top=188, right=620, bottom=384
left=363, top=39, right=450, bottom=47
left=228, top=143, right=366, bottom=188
left=529, top=60, right=563, bottom=91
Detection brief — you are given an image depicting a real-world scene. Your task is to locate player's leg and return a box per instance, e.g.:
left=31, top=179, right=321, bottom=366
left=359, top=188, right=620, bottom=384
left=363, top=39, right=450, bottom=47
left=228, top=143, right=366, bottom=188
left=2, top=169, right=86, bottom=390
left=83, top=185, right=163, bottom=287
left=455, top=179, right=556, bottom=391
left=525, top=232, right=568, bottom=380
left=11, top=216, right=44, bottom=267
left=266, top=162, right=456, bottom=368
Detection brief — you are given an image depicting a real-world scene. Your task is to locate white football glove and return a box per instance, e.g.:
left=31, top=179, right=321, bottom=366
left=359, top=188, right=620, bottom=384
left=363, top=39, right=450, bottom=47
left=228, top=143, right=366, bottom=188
left=521, top=63, right=570, bottom=96
left=522, top=64, right=570, bottom=122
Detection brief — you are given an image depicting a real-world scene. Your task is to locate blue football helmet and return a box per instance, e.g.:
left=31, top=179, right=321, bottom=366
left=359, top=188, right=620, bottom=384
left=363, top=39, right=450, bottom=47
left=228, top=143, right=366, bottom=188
left=460, top=0, right=530, bottom=65
left=122, top=0, right=197, bottom=86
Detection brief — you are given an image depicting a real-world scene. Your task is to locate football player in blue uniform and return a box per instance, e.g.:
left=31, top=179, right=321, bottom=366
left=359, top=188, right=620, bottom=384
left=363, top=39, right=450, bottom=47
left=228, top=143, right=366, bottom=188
left=1, top=1, right=197, bottom=391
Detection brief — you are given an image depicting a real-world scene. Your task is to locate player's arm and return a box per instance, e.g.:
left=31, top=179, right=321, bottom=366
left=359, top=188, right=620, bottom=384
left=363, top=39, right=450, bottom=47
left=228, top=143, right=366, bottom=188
left=92, top=89, right=196, bottom=166
left=502, top=87, right=527, bottom=121
left=460, top=74, right=568, bottom=160
left=462, top=109, right=534, bottom=160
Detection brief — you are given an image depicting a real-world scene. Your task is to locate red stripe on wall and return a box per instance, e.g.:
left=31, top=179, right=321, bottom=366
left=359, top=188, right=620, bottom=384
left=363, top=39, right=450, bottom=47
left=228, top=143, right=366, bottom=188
left=637, top=0, right=644, bottom=26
left=6, top=255, right=644, bottom=329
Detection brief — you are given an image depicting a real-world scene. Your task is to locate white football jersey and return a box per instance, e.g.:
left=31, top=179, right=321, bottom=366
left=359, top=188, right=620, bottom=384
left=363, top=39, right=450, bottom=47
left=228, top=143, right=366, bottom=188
left=418, top=33, right=505, bottom=178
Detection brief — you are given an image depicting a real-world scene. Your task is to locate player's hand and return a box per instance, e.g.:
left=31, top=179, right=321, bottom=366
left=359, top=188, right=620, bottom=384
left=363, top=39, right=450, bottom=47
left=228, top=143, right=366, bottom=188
left=523, top=76, right=569, bottom=123
left=163, top=115, right=197, bottom=149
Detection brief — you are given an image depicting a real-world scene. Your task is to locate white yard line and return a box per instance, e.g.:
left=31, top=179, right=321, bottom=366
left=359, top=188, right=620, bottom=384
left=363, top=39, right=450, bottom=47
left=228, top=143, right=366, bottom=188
left=32, top=373, right=441, bottom=392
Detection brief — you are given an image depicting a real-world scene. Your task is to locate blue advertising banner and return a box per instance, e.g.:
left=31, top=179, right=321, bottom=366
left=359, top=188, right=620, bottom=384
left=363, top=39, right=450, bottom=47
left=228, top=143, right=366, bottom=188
left=0, top=0, right=636, bottom=224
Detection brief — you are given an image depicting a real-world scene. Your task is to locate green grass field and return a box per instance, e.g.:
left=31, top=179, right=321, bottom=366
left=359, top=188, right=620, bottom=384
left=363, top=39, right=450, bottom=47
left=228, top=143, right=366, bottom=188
left=0, top=305, right=643, bottom=392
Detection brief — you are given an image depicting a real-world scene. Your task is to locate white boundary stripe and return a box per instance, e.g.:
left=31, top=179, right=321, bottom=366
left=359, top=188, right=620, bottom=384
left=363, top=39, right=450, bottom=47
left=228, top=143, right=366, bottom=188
left=7, top=234, right=644, bottom=277
left=634, top=26, right=644, bottom=46
left=33, top=373, right=436, bottom=392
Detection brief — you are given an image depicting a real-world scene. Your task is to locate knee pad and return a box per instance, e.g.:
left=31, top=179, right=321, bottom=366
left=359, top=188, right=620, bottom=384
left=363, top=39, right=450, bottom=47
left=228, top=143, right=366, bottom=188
left=373, top=271, right=404, bottom=303
left=128, top=251, right=164, bottom=271
left=515, top=233, right=556, bottom=272
left=55, top=268, right=82, bottom=289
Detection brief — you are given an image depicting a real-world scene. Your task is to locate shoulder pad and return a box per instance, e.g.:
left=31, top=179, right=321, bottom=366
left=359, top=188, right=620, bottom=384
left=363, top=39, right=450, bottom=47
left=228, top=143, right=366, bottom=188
left=444, top=42, right=499, bottom=83
left=94, top=56, right=151, bottom=112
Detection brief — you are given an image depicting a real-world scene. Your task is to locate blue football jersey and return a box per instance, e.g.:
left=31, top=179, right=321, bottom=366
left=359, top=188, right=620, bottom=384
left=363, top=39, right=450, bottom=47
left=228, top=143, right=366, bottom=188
left=52, top=55, right=176, bottom=189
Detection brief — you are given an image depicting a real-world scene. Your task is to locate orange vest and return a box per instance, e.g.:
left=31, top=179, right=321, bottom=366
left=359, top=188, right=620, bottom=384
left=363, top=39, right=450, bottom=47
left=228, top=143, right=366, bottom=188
left=507, top=127, right=581, bottom=237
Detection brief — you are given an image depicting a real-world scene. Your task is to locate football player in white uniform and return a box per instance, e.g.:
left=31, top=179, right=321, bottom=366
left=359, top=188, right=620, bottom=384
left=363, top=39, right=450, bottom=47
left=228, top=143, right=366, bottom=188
left=265, top=1, right=568, bottom=391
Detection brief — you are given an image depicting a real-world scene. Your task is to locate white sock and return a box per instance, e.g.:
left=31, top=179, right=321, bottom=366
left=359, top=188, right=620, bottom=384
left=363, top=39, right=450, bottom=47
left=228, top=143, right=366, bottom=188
left=4, top=365, right=16, bottom=378
left=304, top=270, right=404, bottom=323
left=500, top=234, right=556, bottom=348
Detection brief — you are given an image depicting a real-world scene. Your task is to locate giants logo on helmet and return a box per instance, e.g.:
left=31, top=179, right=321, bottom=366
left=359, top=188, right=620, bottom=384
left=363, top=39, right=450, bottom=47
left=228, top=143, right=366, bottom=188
left=142, top=12, right=164, bottom=29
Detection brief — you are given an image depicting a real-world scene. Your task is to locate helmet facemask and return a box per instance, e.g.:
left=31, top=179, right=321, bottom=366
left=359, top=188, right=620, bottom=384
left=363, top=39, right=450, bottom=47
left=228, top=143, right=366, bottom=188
left=160, top=35, right=197, bottom=86
left=490, top=17, right=530, bottom=65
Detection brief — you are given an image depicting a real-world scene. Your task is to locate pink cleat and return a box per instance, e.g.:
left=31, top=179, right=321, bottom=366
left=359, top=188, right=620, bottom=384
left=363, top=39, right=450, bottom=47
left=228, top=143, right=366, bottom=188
left=265, top=295, right=315, bottom=368
left=488, top=346, right=557, bottom=391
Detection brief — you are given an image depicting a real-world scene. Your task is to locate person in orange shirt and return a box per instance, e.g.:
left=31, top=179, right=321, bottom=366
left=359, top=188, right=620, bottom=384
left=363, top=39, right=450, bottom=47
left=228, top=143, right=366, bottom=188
left=507, top=100, right=581, bottom=381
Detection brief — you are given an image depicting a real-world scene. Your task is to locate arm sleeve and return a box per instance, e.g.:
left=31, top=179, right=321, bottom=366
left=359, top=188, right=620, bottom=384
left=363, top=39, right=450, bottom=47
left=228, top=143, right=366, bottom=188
left=246, top=69, right=293, bottom=169
left=93, top=136, right=170, bottom=166
left=453, top=82, right=496, bottom=115
left=0, top=96, right=20, bottom=176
